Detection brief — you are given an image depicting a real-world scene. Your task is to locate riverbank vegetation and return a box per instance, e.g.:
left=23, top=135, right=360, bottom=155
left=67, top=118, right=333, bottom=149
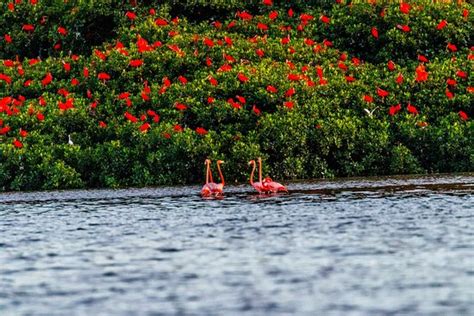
left=0, top=0, right=472, bottom=190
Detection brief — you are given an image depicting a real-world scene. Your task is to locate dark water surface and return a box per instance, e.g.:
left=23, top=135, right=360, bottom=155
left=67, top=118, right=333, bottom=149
left=1, top=175, right=473, bottom=316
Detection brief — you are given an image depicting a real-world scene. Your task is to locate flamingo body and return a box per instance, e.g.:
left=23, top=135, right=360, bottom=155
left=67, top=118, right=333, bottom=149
left=249, top=159, right=287, bottom=194
left=263, top=177, right=288, bottom=193
left=201, top=183, right=213, bottom=197
left=251, top=181, right=267, bottom=193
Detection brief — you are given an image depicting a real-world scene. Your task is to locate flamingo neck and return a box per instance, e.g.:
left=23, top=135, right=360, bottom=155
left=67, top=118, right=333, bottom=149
left=205, top=161, right=210, bottom=184
left=209, top=164, right=214, bottom=183
left=250, top=162, right=256, bottom=185
left=217, top=163, right=225, bottom=186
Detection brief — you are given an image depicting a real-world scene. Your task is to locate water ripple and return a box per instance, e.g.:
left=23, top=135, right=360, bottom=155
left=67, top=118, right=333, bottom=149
left=0, top=174, right=473, bottom=315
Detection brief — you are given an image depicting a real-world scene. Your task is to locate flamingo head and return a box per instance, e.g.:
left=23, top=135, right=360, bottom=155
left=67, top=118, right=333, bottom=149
left=257, top=157, right=262, bottom=163
left=217, top=160, right=224, bottom=164
left=248, top=160, right=255, bottom=166
left=204, top=159, right=211, bottom=165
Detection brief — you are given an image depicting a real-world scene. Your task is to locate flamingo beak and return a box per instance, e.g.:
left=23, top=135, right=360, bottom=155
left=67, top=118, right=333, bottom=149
left=217, top=160, right=224, bottom=164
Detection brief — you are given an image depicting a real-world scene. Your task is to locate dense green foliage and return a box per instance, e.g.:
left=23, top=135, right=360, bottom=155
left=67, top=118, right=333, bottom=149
left=0, top=0, right=472, bottom=191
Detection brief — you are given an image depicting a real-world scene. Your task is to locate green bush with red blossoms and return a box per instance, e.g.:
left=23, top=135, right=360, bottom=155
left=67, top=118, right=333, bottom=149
left=0, top=0, right=472, bottom=190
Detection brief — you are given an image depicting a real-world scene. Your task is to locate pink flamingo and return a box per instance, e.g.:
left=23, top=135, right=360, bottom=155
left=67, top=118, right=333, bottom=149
left=249, top=158, right=287, bottom=194
left=201, top=159, right=225, bottom=197
left=201, top=159, right=214, bottom=197
left=211, top=160, right=225, bottom=196
left=248, top=159, right=267, bottom=193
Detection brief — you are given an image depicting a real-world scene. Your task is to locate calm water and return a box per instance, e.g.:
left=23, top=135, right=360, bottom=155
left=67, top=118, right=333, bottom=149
left=0, top=175, right=473, bottom=316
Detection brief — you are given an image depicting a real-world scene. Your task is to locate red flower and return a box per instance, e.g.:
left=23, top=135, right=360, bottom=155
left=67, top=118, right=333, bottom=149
left=94, top=49, right=107, bottom=61
left=39, top=96, right=46, bottom=106
left=22, top=24, right=35, bottom=32
left=284, top=101, right=294, bottom=109
left=345, top=76, right=356, bottom=82
left=446, top=78, right=456, bottom=86
left=415, top=65, right=428, bottom=82
left=436, top=20, right=447, bottom=30
left=3, top=60, right=14, bottom=67
left=173, top=124, right=183, bottom=132
left=237, top=73, right=249, bottom=83
left=175, top=103, right=187, bottom=111
left=371, top=27, right=379, bottom=39
left=57, top=26, right=68, bottom=36
left=237, top=11, right=253, bottom=21
left=99, top=121, right=107, bottom=128
left=445, top=89, right=454, bottom=99
left=63, top=62, right=71, bottom=72
left=377, top=88, right=389, bottom=98
left=338, top=62, right=348, bottom=71
left=252, top=105, right=261, bottom=116
left=396, top=73, right=404, bottom=84
left=41, top=72, right=53, bottom=86
left=269, top=11, right=278, bottom=20
left=397, top=24, right=411, bottom=33
left=456, top=70, right=467, bottom=79
left=266, top=85, right=277, bottom=93
left=178, top=76, right=188, bottom=85
left=288, top=8, right=294, bottom=18
left=98, top=72, right=111, bottom=81
left=126, top=11, right=137, bottom=20
left=262, top=0, right=273, bottom=5
left=224, top=36, right=233, bottom=46
left=4, top=34, right=12, bottom=43
left=218, top=64, right=232, bottom=72
left=387, top=60, right=396, bottom=71
left=459, top=111, right=468, bottom=121
left=287, top=74, right=300, bottom=81
left=447, top=43, right=457, bottom=52
left=389, top=104, right=402, bottom=116
left=0, top=73, right=12, bottom=85
left=363, top=95, right=373, bottom=103
left=400, top=2, right=411, bottom=14
left=418, top=55, right=429, bottom=63
left=407, top=103, right=418, bottom=115
left=58, top=98, right=74, bottom=111
left=155, top=18, right=168, bottom=26
left=209, top=76, right=218, bottom=86
left=285, top=87, right=296, bottom=98
left=139, top=123, right=151, bottom=132
left=196, top=127, right=208, bottom=135
left=257, top=23, right=268, bottom=31
left=236, top=95, right=246, bottom=104
left=203, top=37, right=214, bottom=47
left=0, top=126, right=11, bottom=135
left=124, top=111, right=138, bottom=123
left=129, top=59, right=143, bottom=67
left=207, top=96, right=215, bottom=104
left=37, top=112, right=44, bottom=121
left=256, top=49, right=265, bottom=58
left=19, top=129, right=28, bottom=138
left=13, top=139, right=23, bottom=149
left=320, top=15, right=330, bottom=24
